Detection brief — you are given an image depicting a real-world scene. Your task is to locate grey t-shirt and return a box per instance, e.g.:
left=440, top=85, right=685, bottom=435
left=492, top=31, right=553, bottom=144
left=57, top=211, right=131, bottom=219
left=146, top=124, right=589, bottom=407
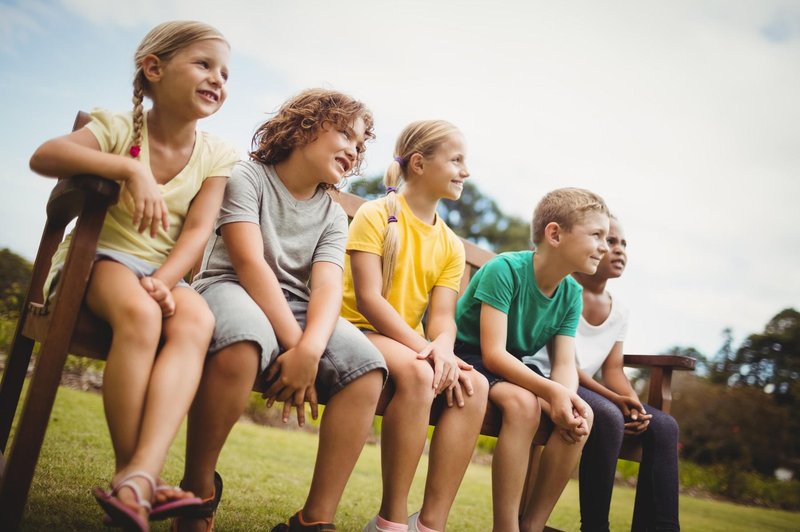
left=192, top=160, right=348, bottom=301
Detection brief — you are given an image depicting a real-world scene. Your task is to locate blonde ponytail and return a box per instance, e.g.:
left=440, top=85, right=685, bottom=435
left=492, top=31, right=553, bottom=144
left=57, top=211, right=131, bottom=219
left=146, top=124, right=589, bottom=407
left=381, top=159, right=403, bottom=297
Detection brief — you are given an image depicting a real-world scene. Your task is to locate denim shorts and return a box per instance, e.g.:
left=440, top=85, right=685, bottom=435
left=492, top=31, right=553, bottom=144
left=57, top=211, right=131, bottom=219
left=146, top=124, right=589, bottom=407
left=198, top=280, right=388, bottom=402
left=454, top=340, right=545, bottom=387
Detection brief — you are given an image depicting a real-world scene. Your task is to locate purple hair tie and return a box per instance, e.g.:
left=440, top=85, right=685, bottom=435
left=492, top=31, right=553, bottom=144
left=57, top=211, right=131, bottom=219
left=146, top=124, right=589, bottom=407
left=387, top=215, right=398, bottom=223
left=385, top=186, right=397, bottom=195
left=393, top=156, right=405, bottom=165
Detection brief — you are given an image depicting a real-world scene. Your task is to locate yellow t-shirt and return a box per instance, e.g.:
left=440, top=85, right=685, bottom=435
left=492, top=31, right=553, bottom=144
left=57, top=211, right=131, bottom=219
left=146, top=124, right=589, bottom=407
left=341, top=194, right=466, bottom=336
left=46, top=108, right=238, bottom=290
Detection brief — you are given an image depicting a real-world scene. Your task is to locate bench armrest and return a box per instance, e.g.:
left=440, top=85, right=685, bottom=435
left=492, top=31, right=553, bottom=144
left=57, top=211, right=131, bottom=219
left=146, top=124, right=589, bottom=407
left=46, top=174, right=120, bottom=226
left=623, top=353, right=696, bottom=415
left=623, top=354, right=696, bottom=371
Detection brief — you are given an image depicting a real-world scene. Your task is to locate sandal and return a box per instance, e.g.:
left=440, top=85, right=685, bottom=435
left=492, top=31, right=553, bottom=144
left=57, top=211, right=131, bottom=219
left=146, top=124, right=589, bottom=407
left=271, top=511, right=337, bottom=531
left=93, top=470, right=155, bottom=532
left=103, top=479, right=204, bottom=526
left=149, top=483, right=204, bottom=521
left=169, top=471, right=223, bottom=532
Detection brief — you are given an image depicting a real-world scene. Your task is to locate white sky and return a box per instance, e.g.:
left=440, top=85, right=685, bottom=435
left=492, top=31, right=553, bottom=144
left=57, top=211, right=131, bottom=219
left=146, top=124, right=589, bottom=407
left=1, top=0, right=798, bottom=357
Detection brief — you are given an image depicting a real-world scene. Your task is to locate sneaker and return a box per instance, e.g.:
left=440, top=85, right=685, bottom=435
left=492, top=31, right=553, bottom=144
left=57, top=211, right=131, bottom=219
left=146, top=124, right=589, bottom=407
left=407, top=512, right=420, bottom=532
left=408, top=511, right=438, bottom=532
left=363, top=515, right=383, bottom=532
left=271, top=511, right=336, bottom=532
left=364, top=515, right=402, bottom=532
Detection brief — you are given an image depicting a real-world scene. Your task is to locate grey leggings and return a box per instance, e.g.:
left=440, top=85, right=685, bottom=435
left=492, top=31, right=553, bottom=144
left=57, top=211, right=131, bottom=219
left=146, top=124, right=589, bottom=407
left=578, top=386, right=680, bottom=532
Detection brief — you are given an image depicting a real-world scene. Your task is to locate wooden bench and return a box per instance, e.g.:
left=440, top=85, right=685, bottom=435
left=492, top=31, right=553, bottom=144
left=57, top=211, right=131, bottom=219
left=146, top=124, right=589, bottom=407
left=0, top=112, right=696, bottom=530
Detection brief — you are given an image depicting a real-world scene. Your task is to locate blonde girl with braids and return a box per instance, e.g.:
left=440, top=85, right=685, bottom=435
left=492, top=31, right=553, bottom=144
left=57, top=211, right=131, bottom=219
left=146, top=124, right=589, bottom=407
left=341, top=121, right=489, bottom=532
left=29, top=20, right=238, bottom=532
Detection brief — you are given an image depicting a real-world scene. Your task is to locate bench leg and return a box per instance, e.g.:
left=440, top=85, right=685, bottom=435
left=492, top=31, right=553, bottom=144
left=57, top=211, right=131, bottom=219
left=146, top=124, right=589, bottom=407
left=0, top=337, right=71, bottom=530
left=0, top=332, right=35, bottom=454
left=0, top=205, right=105, bottom=530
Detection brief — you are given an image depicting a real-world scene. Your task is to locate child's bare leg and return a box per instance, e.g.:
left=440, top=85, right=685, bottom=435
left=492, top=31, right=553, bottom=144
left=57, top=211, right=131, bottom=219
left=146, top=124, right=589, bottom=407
left=369, top=334, right=436, bottom=524
left=520, top=445, right=543, bottom=518
left=126, top=287, right=214, bottom=475
left=520, top=404, right=594, bottom=532
left=85, top=261, right=161, bottom=472
left=420, top=371, right=488, bottom=530
left=301, top=369, right=383, bottom=523
left=489, top=383, right=541, bottom=532
left=178, top=341, right=260, bottom=531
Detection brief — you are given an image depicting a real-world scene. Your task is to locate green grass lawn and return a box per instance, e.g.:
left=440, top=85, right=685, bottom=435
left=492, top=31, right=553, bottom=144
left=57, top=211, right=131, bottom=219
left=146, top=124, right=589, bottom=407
left=9, top=386, right=799, bottom=531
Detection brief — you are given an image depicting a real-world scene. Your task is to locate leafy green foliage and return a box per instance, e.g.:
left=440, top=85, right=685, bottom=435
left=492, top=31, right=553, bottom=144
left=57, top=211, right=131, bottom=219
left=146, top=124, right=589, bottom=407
left=0, top=248, right=32, bottom=352
left=0, top=248, right=32, bottom=317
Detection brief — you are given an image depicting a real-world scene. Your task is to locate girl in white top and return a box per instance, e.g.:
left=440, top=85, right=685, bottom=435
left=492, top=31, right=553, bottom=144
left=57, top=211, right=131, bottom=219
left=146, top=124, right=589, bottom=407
left=29, top=21, right=237, bottom=532
left=527, top=217, right=680, bottom=531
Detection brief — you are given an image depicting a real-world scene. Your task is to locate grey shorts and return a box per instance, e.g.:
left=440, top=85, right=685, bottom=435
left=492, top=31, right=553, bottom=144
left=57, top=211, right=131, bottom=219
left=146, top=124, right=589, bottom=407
left=199, top=280, right=388, bottom=401
left=45, top=247, right=189, bottom=302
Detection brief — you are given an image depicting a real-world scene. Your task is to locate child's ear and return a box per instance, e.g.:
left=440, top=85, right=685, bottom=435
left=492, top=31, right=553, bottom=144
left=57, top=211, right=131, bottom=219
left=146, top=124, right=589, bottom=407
left=408, top=153, right=424, bottom=177
left=543, top=222, right=562, bottom=246
left=141, top=54, right=164, bottom=82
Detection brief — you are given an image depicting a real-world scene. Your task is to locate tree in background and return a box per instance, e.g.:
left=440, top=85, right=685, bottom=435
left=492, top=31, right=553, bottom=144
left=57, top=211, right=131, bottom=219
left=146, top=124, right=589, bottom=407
left=0, top=248, right=32, bottom=352
left=668, top=309, right=800, bottom=478
left=347, top=176, right=531, bottom=252
left=728, top=308, right=800, bottom=403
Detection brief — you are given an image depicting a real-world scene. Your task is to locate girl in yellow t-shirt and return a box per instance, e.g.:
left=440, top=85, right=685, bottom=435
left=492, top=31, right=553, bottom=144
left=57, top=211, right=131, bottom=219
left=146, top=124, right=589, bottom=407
left=29, top=21, right=237, bottom=531
left=342, top=121, right=489, bottom=532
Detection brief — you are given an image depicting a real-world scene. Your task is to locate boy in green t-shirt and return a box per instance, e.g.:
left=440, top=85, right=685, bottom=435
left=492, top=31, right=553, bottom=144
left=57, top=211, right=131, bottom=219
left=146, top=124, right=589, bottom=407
left=455, top=187, right=610, bottom=532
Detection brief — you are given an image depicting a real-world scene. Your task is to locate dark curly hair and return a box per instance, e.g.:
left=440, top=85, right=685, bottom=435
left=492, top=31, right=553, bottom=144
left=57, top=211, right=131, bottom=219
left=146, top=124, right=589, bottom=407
left=250, top=88, right=375, bottom=176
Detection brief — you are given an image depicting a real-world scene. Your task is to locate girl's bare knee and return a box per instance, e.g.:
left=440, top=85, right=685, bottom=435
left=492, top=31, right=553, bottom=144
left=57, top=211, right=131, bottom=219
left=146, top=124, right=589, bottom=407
left=463, top=372, right=490, bottom=411
left=171, top=302, right=216, bottom=341
left=394, top=361, right=436, bottom=400
left=114, top=297, right=162, bottom=345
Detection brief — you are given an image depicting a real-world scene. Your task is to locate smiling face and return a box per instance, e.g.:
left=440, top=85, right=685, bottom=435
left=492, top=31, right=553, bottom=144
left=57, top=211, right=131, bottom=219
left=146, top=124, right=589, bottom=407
left=148, top=38, right=230, bottom=119
left=595, top=218, right=627, bottom=279
left=413, top=132, right=469, bottom=201
left=299, top=116, right=367, bottom=187
left=559, top=211, right=610, bottom=275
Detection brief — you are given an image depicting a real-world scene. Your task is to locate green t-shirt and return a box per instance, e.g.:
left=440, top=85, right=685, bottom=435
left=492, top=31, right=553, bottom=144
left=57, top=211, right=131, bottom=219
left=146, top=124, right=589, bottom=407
left=455, top=250, right=583, bottom=359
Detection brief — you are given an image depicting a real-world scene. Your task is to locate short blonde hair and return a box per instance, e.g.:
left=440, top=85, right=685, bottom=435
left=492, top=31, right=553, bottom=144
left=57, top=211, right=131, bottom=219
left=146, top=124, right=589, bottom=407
left=381, top=120, right=460, bottom=297
left=250, top=88, right=375, bottom=176
left=531, top=187, right=609, bottom=245
left=131, top=21, right=228, bottom=157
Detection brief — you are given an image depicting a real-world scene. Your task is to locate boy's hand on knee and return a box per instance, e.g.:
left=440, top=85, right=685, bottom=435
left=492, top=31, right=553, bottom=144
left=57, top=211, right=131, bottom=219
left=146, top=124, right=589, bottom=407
left=549, top=388, right=590, bottom=443
left=140, top=276, right=175, bottom=317
left=262, top=346, right=320, bottom=426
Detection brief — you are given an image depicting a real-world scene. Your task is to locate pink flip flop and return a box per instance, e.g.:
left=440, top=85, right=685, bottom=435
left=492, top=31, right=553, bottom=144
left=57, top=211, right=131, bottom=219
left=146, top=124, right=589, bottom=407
left=102, top=480, right=204, bottom=525
left=93, top=470, right=155, bottom=532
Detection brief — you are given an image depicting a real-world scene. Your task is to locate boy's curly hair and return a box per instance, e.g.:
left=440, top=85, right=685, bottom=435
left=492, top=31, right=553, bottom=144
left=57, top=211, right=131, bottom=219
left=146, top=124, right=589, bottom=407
left=250, top=88, right=375, bottom=176
left=531, top=187, right=609, bottom=245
